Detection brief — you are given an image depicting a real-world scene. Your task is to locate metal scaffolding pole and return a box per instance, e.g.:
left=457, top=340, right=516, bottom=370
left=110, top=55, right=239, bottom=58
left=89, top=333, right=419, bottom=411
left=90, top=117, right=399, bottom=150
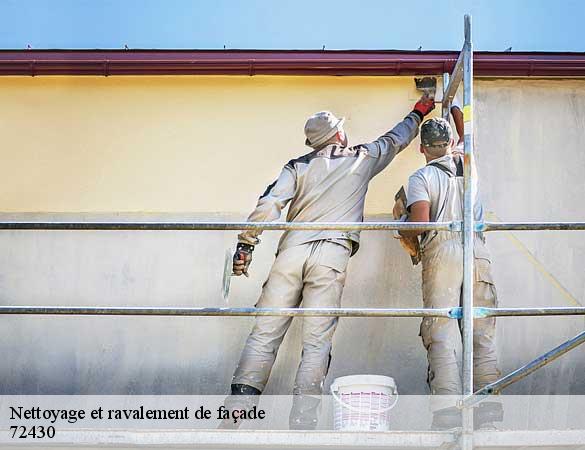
left=442, top=48, right=465, bottom=113
left=481, top=221, right=585, bottom=231
left=0, top=306, right=456, bottom=318
left=463, top=328, right=585, bottom=407
left=461, top=14, right=475, bottom=450
left=476, top=306, right=585, bottom=317
left=442, top=72, right=450, bottom=120
left=1, top=220, right=584, bottom=232
left=0, top=221, right=452, bottom=232
left=461, top=12, right=475, bottom=399
left=3, top=305, right=585, bottom=318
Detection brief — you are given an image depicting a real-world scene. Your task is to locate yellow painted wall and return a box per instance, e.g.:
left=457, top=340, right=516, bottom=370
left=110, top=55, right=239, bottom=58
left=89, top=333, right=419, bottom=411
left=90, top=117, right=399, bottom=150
left=3, top=76, right=585, bottom=395
left=0, top=75, right=427, bottom=213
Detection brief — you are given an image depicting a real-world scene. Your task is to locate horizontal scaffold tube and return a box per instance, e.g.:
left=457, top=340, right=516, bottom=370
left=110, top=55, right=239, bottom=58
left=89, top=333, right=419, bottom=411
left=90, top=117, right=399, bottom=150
left=0, top=306, right=455, bottom=317
left=480, top=221, right=585, bottom=231
left=2, top=306, right=585, bottom=318
left=0, top=221, right=584, bottom=232
left=474, top=306, right=585, bottom=318
left=0, top=221, right=451, bottom=231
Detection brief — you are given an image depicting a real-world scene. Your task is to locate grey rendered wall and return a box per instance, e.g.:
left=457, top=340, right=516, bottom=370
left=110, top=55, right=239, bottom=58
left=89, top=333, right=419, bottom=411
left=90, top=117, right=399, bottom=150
left=1, top=79, right=584, bottom=395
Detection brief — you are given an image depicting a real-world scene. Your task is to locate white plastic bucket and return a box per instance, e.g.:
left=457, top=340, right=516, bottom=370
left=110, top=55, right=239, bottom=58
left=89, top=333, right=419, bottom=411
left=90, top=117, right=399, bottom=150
left=330, top=375, right=398, bottom=431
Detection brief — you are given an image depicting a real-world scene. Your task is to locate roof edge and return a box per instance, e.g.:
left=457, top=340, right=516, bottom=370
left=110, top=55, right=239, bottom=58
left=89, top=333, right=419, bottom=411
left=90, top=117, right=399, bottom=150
left=1, top=50, right=584, bottom=77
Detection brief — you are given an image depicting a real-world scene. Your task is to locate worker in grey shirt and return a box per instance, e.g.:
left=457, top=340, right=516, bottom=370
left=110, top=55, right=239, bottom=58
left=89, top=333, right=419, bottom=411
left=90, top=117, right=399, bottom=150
left=401, top=117, right=502, bottom=429
left=223, top=95, right=436, bottom=430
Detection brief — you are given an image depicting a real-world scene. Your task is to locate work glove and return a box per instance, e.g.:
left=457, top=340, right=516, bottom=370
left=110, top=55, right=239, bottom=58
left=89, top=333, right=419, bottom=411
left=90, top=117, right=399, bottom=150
left=413, top=95, right=435, bottom=120
left=233, top=243, right=254, bottom=277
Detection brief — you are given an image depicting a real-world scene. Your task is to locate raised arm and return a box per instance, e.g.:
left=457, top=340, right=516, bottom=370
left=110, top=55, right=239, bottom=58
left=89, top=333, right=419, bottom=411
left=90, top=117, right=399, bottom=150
left=451, top=105, right=464, bottom=146
left=233, top=164, right=296, bottom=276
left=450, top=94, right=464, bottom=146
left=451, top=95, right=478, bottom=177
left=365, top=96, right=435, bottom=177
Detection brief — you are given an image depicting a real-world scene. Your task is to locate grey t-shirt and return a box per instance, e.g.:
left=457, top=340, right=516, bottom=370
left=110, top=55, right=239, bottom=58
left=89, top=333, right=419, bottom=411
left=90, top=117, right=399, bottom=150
left=406, top=153, right=483, bottom=223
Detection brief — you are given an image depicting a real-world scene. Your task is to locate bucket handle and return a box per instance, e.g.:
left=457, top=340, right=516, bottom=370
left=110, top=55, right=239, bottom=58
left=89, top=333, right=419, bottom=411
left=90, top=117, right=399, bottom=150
left=330, top=384, right=398, bottom=414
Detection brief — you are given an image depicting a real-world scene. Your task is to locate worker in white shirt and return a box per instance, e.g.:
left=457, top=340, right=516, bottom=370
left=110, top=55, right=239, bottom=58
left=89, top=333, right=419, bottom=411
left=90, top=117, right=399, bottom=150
left=400, top=116, right=502, bottom=430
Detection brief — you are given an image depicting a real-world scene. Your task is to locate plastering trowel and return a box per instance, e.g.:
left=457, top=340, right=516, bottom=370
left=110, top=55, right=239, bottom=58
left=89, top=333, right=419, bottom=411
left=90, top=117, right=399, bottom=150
left=414, top=77, right=437, bottom=100
left=221, top=247, right=250, bottom=301
left=221, top=249, right=233, bottom=301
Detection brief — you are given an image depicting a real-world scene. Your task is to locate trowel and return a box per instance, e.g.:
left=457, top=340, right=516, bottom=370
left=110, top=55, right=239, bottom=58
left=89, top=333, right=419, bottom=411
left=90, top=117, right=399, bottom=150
left=414, top=77, right=437, bottom=100
left=221, top=249, right=233, bottom=301
left=221, top=248, right=249, bottom=301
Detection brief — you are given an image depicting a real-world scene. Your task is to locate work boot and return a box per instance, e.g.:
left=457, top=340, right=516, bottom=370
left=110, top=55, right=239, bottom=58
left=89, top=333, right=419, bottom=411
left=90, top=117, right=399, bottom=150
left=289, top=395, right=321, bottom=430
left=431, top=406, right=462, bottom=430
left=474, top=401, right=503, bottom=430
left=431, top=402, right=503, bottom=431
left=231, top=383, right=262, bottom=397
left=217, top=383, right=261, bottom=430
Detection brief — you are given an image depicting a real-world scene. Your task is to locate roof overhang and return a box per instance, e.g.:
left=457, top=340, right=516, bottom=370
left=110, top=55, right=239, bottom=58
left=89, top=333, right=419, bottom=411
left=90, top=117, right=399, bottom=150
left=0, top=50, right=584, bottom=77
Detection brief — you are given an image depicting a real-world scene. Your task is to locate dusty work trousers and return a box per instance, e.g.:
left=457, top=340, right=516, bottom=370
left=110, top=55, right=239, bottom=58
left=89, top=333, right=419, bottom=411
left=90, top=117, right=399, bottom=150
left=232, top=240, right=350, bottom=396
left=420, top=236, right=500, bottom=406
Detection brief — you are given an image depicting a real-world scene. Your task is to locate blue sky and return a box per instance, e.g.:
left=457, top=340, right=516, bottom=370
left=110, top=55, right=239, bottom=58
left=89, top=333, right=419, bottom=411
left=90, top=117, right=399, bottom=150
left=0, top=0, right=582, bottom=51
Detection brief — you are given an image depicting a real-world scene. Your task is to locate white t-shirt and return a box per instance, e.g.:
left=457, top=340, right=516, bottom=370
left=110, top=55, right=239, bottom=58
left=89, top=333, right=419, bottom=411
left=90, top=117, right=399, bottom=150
left=406, top=154, right=483, bottom=223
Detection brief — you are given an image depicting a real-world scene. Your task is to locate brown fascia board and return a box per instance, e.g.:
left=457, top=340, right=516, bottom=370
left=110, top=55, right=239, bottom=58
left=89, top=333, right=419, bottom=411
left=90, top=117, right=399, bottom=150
left=0, top=49, right=584, bottom=77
